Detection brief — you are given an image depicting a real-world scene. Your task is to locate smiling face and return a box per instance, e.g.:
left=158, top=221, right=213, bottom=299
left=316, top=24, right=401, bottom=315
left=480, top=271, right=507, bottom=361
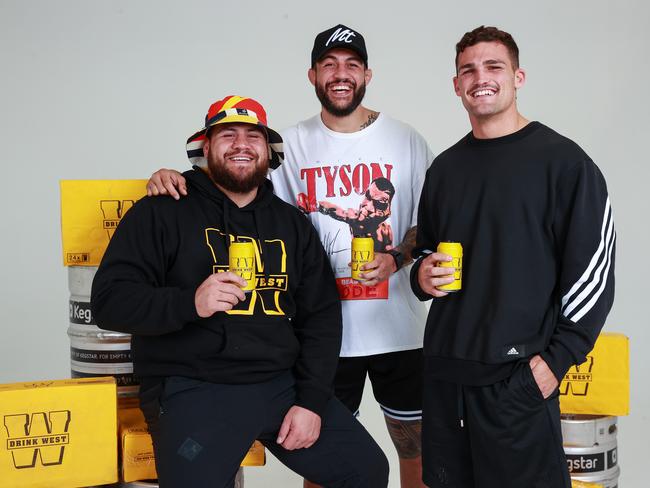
left=203, top=123, right=269, bottom=193
left=453, top=41, right=525, bottom=122
left=308, top=48, right=372, bottom=117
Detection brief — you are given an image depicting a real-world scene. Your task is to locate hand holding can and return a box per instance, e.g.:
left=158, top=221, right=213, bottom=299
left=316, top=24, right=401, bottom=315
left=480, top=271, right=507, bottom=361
left=436, top=242, right=463, bottom=292
left=229, top=241, right=256, bottom=292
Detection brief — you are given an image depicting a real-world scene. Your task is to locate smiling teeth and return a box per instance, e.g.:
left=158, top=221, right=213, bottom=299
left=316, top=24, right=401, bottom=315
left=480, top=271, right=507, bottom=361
left=473, top=89, right=495, bottom=97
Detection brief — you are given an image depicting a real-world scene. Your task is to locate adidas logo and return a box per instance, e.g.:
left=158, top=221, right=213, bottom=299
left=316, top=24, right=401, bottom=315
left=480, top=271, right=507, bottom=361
left=506, top=347, right=519, bottom=356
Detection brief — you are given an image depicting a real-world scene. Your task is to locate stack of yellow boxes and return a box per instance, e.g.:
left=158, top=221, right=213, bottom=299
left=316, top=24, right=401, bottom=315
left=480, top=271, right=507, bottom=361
left=559, top=332, right=629, bottom=488
left=119, top=407, right=265, bottom=482
left=59, top=180, right=266, bottom=484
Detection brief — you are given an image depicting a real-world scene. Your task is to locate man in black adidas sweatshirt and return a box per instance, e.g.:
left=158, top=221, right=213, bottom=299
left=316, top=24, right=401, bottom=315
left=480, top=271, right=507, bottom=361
left=91, top=95, right=388, bottom=488
left=410, top=27, right=615, bottom=488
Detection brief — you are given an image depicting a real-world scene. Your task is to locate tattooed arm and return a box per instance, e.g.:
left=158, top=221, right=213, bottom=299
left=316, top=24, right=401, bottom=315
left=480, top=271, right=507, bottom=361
left=393, top=226, right=418, bottom=267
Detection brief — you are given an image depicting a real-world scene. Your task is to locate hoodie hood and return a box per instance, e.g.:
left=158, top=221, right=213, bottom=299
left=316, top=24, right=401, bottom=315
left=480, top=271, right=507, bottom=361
left=184, top=166, right=275, bottom=211
left=183, top=167, right=275, bottom=279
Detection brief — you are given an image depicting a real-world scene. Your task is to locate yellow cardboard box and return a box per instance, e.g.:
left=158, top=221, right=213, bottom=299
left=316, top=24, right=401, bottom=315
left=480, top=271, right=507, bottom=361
left=571, top=480, right=604, bottom=488
left=0, top=377, right=117, bottom=488
left=560, top=332, right=629, bottom=416
left=119, top=408, right=156, bottom=483
left=119, top=408, right=265, bottom=482
left=60, top=179, right=147, bottom=266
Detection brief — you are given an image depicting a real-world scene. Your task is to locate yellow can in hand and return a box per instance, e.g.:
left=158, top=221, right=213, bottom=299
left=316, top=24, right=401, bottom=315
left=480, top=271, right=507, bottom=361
left=351, top=236, right=374, bottom=281
left=437, top=241, right=463, bottom=292
left=229, top=241, right=256, bottom=291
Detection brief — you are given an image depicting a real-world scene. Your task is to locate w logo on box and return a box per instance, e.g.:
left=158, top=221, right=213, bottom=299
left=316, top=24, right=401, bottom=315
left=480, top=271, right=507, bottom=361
left=560, top=356, right=594, bottom=396
left=4, top=411, right=71, bottom=468
left=100, top=200, right=135, bottom=239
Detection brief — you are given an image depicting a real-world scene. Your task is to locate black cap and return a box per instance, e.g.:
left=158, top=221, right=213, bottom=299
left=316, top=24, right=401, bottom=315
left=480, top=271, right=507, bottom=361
left=311, top=24, right=368, bottom=67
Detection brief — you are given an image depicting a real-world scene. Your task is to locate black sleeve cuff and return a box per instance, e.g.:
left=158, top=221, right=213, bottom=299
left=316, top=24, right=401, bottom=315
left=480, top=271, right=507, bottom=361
left=295, top=387, right=331, bottom=417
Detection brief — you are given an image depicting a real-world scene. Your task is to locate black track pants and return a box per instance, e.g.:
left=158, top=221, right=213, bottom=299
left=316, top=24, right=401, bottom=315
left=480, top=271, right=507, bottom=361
left=139, top=371, right=389, bottom=488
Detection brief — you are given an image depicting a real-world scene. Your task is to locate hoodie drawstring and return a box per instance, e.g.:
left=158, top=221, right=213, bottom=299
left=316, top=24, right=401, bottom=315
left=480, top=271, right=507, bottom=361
left=222, top=198, right=231, bottom=239
left=457, top=383, right=465, bottom=428
left=252, top=208, right=270, bottom=280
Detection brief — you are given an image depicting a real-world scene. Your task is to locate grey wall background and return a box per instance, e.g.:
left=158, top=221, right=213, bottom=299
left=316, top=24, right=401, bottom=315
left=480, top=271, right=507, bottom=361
left=0, top=0, right=647, bottom=486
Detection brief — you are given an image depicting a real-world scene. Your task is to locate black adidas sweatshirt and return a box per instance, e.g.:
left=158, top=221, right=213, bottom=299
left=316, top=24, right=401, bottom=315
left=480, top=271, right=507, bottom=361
left=92, top=168, right=342, bottom=415
left=410, top=122, right=615, bottom=385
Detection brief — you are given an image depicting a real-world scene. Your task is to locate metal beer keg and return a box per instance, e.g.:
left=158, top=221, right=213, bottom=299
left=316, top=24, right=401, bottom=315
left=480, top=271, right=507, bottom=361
left=67, top=266, right=138, bottom=403
left=562, top=414, right=619, bottom=487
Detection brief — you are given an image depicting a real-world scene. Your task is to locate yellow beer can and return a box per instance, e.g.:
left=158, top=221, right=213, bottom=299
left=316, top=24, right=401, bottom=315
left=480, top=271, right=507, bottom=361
left=229, top=241, right=256, bottom=291
left=437, top=241, right=463, bottom=292
left=351, top=236, right=374, bottom=281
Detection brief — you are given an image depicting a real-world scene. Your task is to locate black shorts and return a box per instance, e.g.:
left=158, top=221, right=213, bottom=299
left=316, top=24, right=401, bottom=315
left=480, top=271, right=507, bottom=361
left=422, top=361, right=571, bottom=488
left=334, top=348, right=423, bottom=422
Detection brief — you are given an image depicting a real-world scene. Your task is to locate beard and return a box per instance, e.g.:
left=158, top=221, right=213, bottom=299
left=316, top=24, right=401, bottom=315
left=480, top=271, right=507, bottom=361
left=206, top=150, right=269, bottom=194
left=316, top=79, right=366, bottom=117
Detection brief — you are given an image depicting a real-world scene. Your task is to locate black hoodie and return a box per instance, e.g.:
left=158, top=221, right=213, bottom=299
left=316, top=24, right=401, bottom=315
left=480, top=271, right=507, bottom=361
left=91, top=168, right=342, bottom=415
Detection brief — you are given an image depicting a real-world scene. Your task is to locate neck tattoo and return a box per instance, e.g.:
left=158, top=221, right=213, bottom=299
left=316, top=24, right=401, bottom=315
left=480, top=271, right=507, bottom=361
left=359, top=111, right=379, bottom=130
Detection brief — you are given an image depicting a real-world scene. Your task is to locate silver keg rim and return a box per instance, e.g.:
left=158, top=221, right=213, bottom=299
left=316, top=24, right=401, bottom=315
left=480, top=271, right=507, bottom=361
left=561, top=415, right=617, bottom=447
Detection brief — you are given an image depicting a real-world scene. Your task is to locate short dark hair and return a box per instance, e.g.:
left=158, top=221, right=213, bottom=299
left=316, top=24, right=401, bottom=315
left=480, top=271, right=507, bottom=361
left=455, top=26, right=519, bottom=71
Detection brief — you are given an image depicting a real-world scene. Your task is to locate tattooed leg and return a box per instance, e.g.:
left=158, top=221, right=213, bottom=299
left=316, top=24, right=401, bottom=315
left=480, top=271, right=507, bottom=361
left=385, top=415, right=425, bottom=488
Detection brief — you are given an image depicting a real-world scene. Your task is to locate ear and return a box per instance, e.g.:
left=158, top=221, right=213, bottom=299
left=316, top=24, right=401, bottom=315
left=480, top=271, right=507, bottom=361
left=453, top=76, right=461, bottom=97
left=308, top=68, right=316, bottom=87
left=202, top=135, right=209, bottom=158
left=364, top=67, right=373, bottom=86
left=514, top=68, right=526, bottom=89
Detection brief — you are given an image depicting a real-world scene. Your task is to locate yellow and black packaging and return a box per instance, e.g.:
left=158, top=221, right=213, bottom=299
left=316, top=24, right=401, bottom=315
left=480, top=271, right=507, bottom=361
left=0, top=377, right=118, bottom=488
left=119, top=407, right=156, bottom=482
left=119, top=407, right=265, bottom=482
left=436, top=241, right=463, bottom=292
left=559, top=332, right=629, bottom=416
left=351, top=236, right=374, bottom=281
left=571, top=480, right=604, bottom=488
left=229, top=241, right=257, bottom=292
left=60, top=179, right=147, bottom=266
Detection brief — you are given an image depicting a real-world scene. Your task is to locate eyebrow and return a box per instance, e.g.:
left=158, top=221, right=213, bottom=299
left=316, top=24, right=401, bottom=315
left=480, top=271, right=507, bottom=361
left=458, top=59, right=507, bottom=71
left=320, top=54, right=362, bottom=64
left=217, top=127, right=263, bottom=135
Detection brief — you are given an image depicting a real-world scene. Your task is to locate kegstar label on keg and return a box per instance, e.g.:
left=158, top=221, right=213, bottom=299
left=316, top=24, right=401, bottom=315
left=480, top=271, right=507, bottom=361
left=69, top=300, right=94, bottom=325
left=566, top=447, right=617, bottom=474
left=70, top=347, right=131, bottom=363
